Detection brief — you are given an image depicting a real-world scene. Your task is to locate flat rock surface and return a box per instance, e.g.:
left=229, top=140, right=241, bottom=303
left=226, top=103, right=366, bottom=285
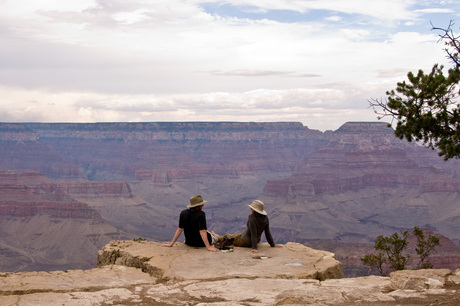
left=96, top=241, right=344, bottom=281
left=2, top=241, right=460, bottom=305
left=0, top=265, right=156, bottom=306
left=2, top=267, right=460, bottom=305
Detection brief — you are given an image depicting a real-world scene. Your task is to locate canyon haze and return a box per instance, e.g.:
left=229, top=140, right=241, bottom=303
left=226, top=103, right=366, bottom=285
left=1, top=121, right=460, bottom=276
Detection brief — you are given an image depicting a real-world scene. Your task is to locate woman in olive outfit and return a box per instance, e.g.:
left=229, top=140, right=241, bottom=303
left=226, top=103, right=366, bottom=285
left=214, top=200, right=283, bottom=253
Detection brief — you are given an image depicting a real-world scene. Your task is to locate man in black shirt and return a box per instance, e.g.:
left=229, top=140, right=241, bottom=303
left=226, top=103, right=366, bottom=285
left=163, top=195, right=218, bottom=252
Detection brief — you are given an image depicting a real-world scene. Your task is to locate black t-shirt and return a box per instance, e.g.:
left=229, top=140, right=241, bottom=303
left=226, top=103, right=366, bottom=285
left=179, top=209, right=208, bottom=247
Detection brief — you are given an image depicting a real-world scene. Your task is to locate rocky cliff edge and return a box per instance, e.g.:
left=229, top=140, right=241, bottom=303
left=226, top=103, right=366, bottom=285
left=96, top=241, right=344, bottom=282
left=2, top=241, right=460, bottom=305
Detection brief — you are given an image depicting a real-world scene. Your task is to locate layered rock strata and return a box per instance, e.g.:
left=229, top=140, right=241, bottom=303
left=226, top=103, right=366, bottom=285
left=1, top=241, right=460, bottom=305
left=0, top=170, right=135, bottom=272
left=24, top=122, right=324, bottom=181
left=2, top=121, right=460, bottom=275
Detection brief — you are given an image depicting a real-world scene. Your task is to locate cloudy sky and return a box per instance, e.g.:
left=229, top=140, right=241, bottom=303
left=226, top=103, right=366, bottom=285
left=0, top=0, right=459, bottom=131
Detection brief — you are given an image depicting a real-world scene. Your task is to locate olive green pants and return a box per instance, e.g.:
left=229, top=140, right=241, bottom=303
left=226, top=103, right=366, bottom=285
left=218, top=232, right=261, bottom=248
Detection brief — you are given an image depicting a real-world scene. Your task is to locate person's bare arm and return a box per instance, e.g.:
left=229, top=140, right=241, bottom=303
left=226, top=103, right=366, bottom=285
left=162, top=227, right=183, bottom=247
left=199, top=229, right=218, bottom=252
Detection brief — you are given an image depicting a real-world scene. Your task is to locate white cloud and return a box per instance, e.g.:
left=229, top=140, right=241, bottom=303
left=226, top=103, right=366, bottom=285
left=0, top=0, right=95, bottom=16
left=339, top=29, right=371, bottom=40
left=326, top=16, right=342, bottom=22
left=112, top=9, right=151, bottom=24
left=217, top=0, right=417, bottom=20
left=414, top=8, right=453, bottom=14
left=0, top=83, right=388, bottom=131
left=0, top=0, right=458, bottom=130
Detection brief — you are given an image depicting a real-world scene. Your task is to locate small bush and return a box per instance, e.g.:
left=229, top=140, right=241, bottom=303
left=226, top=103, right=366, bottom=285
left=362, top=226, right=440, bottom=275
left=413, top=226, right=440, bottom=269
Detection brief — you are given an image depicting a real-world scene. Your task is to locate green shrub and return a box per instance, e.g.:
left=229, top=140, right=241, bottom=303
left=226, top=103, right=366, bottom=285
left=361, top=226, right=440, bottom=275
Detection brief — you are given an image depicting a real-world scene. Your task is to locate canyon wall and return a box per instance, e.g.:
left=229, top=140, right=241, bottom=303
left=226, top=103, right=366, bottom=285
left=24, top=122, right=324, bottom=181
left=260, top=122, right=460, bottom=244
left=0, top=170, right=151, bottom=272
left=1, top=121, right=460, bottom=275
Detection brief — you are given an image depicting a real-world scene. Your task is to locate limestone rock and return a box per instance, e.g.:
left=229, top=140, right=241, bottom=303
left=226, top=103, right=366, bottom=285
left=2, top=240, right=460, bottom=305
left=448, top=269, right=460, bottom=285
left=0, top=265, right=155, bottom=306
left=3, top=265, right=460, bottom=305
left=390, top=269, right=453, bottom=290
left=96, top=240, right=344, bottom=281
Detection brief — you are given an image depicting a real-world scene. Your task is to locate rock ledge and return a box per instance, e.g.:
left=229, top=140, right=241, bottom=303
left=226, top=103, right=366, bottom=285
left=2, top=241, right=460, bottom=305
left=96, top=241, right=344, bottom=281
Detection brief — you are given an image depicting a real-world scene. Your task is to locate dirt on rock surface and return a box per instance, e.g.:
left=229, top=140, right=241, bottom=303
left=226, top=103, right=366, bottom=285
left=2, top=241, right=460, bottom=305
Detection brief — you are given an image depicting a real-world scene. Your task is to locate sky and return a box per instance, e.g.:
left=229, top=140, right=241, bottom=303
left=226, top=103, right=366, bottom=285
left=0, top=0, right=459, bottom=131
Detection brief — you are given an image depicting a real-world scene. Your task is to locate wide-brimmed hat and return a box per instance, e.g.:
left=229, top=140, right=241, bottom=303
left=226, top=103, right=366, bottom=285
left=248, top=200, right=267, bottom=215
left=187, top=195, right=208, bottom=208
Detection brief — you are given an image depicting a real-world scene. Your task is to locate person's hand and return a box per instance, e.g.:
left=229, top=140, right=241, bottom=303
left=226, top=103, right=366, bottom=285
left=251, top=249, right=259, bottom=253
left=207, top=246, right=218, bottom=252
left=162, top=243, right=173, bottom=247
left=275, top=244, right=283, bottom=248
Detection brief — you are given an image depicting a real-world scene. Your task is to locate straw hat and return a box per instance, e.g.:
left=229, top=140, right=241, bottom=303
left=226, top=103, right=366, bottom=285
left=248, top=200, right=267, bottom=215
left=187, top=195, right=207, bottom=208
